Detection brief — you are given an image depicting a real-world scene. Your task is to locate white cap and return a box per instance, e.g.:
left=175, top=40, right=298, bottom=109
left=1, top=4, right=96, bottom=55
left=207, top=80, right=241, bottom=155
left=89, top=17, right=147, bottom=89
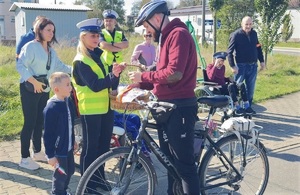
left=103, top=9, right=119, bottom=19
left=76, top=18, right=103, bottom=33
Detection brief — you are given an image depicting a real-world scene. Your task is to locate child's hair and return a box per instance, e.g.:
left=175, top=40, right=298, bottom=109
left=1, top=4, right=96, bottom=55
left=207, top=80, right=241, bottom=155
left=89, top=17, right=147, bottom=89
left=49, top=72, right=70, bottom=89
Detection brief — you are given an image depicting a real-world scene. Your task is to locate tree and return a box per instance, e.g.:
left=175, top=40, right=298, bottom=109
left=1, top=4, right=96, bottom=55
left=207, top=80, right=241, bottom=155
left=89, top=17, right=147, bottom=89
left=178, top=0, right=201, bottom=8
left=281, top=12, right=294, bottom=42
left=82, top=0, right=126, bottom=25
left=208, top=0, right=224, bottom=53
left=74, top=0, right=83, bottom=5
left=216, top=0, right=256, bottom=47
left=131, top=0, right=142, bottom=16
left=255, top=0, right=289, bottom=66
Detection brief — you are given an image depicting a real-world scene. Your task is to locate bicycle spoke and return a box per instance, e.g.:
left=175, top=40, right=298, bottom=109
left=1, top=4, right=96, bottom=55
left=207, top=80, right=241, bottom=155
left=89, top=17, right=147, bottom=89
left=200, top=134, right=269, bottom=195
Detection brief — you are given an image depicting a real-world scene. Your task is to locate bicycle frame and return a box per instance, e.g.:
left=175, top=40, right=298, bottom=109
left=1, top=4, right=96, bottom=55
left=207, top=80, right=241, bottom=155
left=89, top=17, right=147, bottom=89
left=197, top=106, right=245, bottom=191
left=136, top=109, right=183, bottom=183
left=134, top=104, right=246, bottom=191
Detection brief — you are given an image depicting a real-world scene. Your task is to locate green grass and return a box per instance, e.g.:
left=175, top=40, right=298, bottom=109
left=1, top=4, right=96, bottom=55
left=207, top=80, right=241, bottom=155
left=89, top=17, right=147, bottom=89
left=1, top=38, right=300, bottom=141
left=275, top=42, right=300, bottom=48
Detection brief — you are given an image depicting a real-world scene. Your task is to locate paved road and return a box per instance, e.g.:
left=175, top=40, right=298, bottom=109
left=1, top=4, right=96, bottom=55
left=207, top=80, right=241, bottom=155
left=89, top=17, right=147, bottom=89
left=272, top=47, right=300, bottom=56
left=0, top=92, right=299, bottom=194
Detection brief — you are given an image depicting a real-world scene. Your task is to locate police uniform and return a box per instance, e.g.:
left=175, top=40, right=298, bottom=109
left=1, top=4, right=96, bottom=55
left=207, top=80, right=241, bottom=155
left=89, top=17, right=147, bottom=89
left=100, top=10, right=128, bottom=65
left=72, top=18, right=120, bottom=188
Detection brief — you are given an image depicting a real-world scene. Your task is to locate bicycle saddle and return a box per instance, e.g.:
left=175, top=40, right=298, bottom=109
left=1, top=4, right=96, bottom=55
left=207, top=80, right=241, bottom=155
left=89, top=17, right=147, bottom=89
left=197, top=95, right=229, bottom=108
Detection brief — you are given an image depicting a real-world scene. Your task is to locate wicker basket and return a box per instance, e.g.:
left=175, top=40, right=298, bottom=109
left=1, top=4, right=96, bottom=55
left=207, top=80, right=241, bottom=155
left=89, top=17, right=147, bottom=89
left=109, top=93, right=149, bottom=111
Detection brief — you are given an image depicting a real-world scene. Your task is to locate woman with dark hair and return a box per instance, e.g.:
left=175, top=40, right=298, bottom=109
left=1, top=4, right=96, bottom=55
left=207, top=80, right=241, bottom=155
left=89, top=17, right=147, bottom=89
left=16, top=17, right=72, bottom=170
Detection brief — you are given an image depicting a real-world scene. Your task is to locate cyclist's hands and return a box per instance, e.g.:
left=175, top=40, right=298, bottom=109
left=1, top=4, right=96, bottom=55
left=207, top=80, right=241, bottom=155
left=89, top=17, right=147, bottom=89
left=48, top=157, right=58, bottom=167
left=128, top=71, right=142, bottom=83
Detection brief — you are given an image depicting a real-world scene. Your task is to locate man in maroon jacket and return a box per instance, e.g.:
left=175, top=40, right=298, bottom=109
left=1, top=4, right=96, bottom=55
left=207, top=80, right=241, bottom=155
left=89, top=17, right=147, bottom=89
left=128, top=1, right=199, bottom=194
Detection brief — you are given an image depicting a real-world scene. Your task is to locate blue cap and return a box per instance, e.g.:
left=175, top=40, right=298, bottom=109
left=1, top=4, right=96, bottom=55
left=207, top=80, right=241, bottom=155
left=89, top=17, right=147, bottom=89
left=213, top=52, right=227, bottom=60
left=76, top=18, right=103, bottom=33
left=103, top=9, right=119, bottom=19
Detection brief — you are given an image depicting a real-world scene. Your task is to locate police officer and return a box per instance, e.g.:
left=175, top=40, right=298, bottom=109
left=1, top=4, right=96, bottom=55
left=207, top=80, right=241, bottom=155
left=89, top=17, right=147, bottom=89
left=73, top=18, right=125, bottom=192
left=100, top=9, right=129, bottom=66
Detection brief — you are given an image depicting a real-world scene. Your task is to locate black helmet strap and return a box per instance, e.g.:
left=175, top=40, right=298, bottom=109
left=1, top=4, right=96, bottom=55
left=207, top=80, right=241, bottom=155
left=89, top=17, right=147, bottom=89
left=146, top=14, right=166, bottom=43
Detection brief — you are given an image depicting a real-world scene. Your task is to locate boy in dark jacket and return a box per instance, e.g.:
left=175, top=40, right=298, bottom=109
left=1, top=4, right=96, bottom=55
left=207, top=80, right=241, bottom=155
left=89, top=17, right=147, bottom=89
left=43, top=72, right=76, bottom=195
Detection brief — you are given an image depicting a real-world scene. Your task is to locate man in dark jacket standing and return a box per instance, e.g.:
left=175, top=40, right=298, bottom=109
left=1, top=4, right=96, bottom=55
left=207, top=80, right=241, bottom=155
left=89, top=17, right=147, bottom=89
left=227, top=16, right=265, bottom=110
left=129, top=1, right=199, bottom=194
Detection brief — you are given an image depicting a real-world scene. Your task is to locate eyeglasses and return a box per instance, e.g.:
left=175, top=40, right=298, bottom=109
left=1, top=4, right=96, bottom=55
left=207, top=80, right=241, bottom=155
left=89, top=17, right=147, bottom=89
left=144, top=34, right=152, bottom=38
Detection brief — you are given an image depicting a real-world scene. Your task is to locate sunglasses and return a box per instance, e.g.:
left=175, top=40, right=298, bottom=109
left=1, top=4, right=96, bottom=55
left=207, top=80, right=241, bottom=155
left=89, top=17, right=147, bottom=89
left=144, top=34, right=152, bottom=38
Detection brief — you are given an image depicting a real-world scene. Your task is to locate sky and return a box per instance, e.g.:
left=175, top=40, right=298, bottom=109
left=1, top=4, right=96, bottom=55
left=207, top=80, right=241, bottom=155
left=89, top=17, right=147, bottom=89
left=39, top=0, right=180, bottom=15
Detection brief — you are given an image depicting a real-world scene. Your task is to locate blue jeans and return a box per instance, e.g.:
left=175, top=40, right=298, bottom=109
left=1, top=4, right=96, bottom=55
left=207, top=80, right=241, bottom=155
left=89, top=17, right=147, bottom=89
left=234, top=63, right=258, bottom=106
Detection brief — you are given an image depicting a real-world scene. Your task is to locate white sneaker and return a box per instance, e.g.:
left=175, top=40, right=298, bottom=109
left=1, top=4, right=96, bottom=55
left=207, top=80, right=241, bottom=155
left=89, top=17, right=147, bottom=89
left=19, top=157, right=40, bottom=170
left=33, top=151, right=48, bottom=162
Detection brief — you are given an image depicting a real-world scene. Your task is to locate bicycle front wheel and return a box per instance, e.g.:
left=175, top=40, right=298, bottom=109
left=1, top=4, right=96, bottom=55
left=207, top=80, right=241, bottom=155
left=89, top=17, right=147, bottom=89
left=76, top=147, right=156, bottom=195
left=199, top=134, right=269, bottom=195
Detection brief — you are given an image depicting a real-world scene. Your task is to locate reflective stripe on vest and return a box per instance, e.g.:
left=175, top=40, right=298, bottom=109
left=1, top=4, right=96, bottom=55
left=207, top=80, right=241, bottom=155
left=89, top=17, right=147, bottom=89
left=101, top=29, right=123, bottom=65
left=72, top=54, right=109, bottom=115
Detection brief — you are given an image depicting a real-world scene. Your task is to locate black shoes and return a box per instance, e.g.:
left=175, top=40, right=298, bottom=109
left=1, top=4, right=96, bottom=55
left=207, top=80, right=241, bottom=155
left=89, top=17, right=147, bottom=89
left=234, top=108, right=245, bottom=116
left=234, top=107, right=256, bottom=116
left=245, top=107, right=256, bottom=115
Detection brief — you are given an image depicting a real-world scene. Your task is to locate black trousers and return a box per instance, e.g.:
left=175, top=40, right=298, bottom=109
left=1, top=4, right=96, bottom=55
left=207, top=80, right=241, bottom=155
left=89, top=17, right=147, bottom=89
left=219, top=83, right=248, bottom=103
left=158, top=104, right=200, bottom=195
left=20, top=82, right=49, bottom=158
left=52, top=150, right=75, bottom=195
left=80, top=109, right=114, bottom=175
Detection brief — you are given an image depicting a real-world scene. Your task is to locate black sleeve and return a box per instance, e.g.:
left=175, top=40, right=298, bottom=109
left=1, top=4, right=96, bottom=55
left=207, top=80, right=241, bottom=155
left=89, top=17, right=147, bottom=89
left=227, top=32, right=236, bottom=68
left=72, top=60, right=119, bottom=92
left=256, top=37, right=264, bottom=63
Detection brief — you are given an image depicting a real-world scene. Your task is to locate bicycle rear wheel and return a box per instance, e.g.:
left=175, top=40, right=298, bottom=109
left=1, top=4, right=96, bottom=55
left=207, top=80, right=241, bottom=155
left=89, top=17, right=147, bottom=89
left=199, top=134, right=269, bottom=195
left=76, top=147, right=156, bottom=195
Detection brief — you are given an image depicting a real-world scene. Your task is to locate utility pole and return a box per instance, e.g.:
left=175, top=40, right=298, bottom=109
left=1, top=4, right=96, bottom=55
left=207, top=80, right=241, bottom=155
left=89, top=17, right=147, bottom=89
left=201, top=0, right=206, bottom=47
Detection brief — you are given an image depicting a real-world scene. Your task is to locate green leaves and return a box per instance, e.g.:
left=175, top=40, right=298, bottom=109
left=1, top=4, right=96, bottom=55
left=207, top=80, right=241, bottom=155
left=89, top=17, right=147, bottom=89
left=255, top=0, right=289, bottom=64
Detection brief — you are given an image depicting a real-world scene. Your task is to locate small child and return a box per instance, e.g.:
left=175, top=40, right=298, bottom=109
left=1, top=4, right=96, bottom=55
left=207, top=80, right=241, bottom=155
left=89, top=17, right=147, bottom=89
left=206, top=52, right=255, bottom=115
left=43, top=72, right=77, bottom=195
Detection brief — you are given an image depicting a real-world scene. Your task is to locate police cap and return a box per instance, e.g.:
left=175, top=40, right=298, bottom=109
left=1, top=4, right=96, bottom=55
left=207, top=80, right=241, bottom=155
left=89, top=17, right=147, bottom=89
left=76, top=18, right=103, bottom=33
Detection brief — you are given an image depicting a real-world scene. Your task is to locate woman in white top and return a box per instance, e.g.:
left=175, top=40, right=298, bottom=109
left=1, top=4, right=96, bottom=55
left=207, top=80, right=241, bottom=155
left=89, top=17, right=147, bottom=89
left=16, top=17, right=72, bottom=170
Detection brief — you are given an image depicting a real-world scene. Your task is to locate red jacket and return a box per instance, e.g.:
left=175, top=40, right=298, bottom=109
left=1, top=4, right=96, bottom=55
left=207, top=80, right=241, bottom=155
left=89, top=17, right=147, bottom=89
left=140, top=18, right=197, bottom=100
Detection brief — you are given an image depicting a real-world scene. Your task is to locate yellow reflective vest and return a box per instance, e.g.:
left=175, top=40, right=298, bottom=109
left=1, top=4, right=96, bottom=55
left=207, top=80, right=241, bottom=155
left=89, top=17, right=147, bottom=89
left=101, top=29, right=123, bottom=65
left=72, top=54, right=109, bottom=115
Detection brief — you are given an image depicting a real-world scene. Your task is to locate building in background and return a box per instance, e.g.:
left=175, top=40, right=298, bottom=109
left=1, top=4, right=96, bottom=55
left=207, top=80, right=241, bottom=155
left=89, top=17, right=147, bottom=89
left=0, top=0, right=39, bottom=44
left=1, top=1, right=92, bottom=45
left=134, top=5, right=300, bottom=42
left=134, top=5, right=214, bottom=42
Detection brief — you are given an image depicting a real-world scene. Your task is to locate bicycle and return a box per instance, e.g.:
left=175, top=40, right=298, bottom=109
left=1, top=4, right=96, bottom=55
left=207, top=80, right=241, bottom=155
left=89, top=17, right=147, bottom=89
left=76, top=95, right=269, bottom=195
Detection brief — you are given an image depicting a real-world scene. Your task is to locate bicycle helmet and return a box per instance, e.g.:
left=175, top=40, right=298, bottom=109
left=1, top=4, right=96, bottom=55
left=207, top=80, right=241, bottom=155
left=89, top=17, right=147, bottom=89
left=135, top=0, right=170, bottom=27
